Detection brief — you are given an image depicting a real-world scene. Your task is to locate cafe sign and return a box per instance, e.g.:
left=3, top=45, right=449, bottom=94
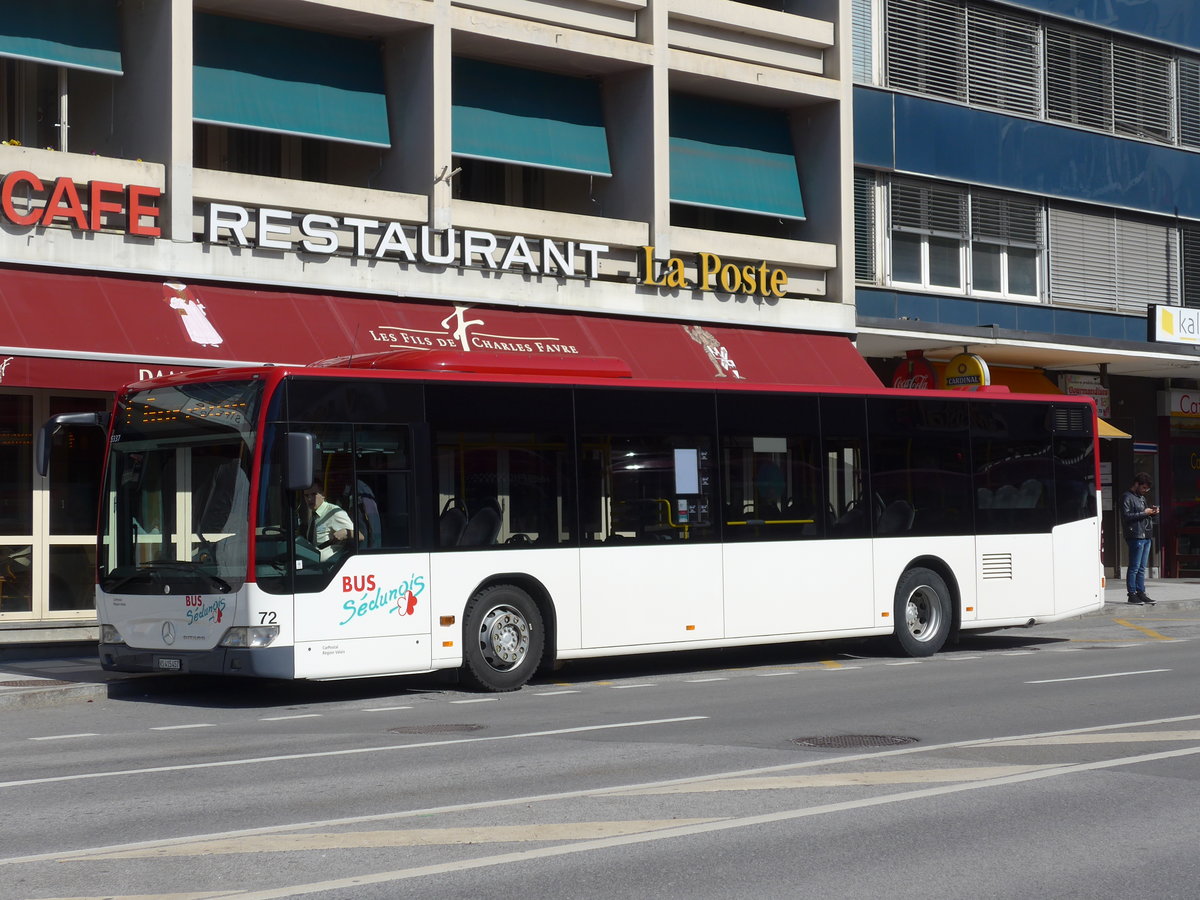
left=1, top=169, right=161, bottom=236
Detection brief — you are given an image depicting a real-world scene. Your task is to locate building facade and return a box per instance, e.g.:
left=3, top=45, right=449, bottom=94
left=0, top=0, right=857, bottom=638
left=852, top=0, right=1200, bottom=578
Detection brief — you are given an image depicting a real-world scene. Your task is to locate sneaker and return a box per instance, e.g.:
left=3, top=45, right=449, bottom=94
left=1127, top=594, right=1145, bottom=604
left=1137, top=592, right=1156, bottom=604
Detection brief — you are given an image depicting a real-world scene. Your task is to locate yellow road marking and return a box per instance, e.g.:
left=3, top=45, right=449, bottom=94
left=66, top=820, right=722, bottom=860
left=818, top=660, right=844, bottom=669
left=992, top=730, right=1200, bottom=746
left=1111, top=618, right=1172, bottom=640
left=622, top=765, right=1056, bottom=794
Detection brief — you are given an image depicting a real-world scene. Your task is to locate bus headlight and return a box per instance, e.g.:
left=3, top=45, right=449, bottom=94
left=219, top=626, right=280, bottom=648
left=100, top=624, right=123, bottom=644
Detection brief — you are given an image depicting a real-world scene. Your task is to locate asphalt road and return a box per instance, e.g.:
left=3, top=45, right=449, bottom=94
left=2, top=603, right=1200, bottom=899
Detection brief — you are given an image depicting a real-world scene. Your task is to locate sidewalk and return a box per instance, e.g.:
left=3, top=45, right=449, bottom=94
left=0, top=642, right=152, bottom=712
left=2, top=579, right=1199, bottom=712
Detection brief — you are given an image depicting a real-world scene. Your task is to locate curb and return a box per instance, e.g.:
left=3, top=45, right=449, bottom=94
left=0, top=681, right=108, bottom=712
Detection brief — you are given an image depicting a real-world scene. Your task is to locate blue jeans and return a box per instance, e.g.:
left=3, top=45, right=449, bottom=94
left=1126, top=538, right=1152, bottom=594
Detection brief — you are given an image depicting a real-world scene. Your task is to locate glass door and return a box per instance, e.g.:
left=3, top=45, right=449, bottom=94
left=0, top=390, right=108, bottom=622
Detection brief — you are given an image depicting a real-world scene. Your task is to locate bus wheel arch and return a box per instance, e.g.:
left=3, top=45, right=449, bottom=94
left=892, top=557, right=958, bottom=657
left=460, top=574, right=556, bottom=691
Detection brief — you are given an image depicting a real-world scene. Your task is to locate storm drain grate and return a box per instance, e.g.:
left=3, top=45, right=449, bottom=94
left=0, top=679, right=75, bottom=688
left=792, top=734, right=918, bottom=749
left=388, top=724, right=485, bottom=735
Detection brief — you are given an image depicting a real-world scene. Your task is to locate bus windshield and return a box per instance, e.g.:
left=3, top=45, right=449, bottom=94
left=100, top=379, right=263, bottom=595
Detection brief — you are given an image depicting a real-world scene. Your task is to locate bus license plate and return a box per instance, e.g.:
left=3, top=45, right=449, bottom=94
left=157, top=657, right=182, bottom=671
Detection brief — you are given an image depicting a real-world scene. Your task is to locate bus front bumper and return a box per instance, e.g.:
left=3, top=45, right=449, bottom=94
left=99, top=642, right=295, bottom=678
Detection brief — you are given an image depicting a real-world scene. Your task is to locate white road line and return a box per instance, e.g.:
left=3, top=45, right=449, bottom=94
left=885, top=660, right=922, bottom=666
left=451, top=698, right=497, bottom=704
left=259, top=714, right=322, bottom=722
left=1026, top=668, right=1170, bottom=684
left=149, top=724, right=215, bottom=731
left=610, top=684, right=653, bottom=689
left=29, top=733, right=99, bottom=741
left=169, top=744, right=1200, bottom=899
left=944, top=656, right=981, bottom=661
left=0, top=716, right=709, bottom=791
left=684, top=677, right=727, bottom=683
left=10, top=712, right=1200, bottom=870
left=364, top=706, right=412, bottom=712
left=535, top=691, right=581, bottom=697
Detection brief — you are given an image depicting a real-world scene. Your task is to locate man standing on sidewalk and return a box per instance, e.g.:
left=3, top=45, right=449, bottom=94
left=1121, top=472, right=1159, bottom=605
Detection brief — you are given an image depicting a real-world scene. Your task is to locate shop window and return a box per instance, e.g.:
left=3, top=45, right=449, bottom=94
left=0, top=545, right=32, bottom=614
left=0, top=395, right=33, bottom=535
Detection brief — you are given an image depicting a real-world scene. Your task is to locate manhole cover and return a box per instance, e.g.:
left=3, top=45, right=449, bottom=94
left=792, top=734, right=918, bottom=749
left=387, top=724, right=484, bottom=735
left=0, top=679, right=75, bottom=687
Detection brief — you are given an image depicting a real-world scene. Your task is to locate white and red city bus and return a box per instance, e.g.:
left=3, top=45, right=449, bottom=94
left=39, top=341, right=1102, bottom=691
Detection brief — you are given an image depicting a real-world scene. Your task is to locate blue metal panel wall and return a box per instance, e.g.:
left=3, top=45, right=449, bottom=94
left=854, top=88, right=1200, bottom=221
left=995, top=0, right=1200, bottom=52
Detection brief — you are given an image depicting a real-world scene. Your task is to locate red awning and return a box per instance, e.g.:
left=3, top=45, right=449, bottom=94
left=0, top=266, right=881, bottom=391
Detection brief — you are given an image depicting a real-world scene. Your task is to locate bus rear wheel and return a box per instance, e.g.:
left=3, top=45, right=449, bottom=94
left=893, top=567, right=952, bottom=657
left=461, top=584, right=544, bottom=692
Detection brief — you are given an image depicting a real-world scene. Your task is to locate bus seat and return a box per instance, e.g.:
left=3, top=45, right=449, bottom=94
left=1017, top=478, right=1044, bottom=508
left=438, top=499, right=468, bottom=546
left=876, top=499, right=915, bottom=535
left=460, top=498, right=502, bottom=546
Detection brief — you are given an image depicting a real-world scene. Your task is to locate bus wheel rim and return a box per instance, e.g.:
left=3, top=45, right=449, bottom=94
left=905, top=587, right=940, bottom=640
left=480, top=605, right=529, bottom=670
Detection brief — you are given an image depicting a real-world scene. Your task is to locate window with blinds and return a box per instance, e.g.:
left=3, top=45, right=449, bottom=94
left=887, top=178, right=1047, bottom=298
left=1182, top=60, right=1200, bottom=149
left=1183, top=226, right=1200, bottom=308
left=1045, top=28, right=1113, bottom=130
left=852, top=0, right=875, bottom=84
left=1049, top=206, right=1179, bottom=312
left=874, top=0, right=1200, bottom=152
left=970, top=191, right=1043, bottom=297
left=885, top=0, right=967, bottom=102
left=1112, top=44, right=1174, bottom=142
left=854, top=170, right=878, bottom=282
left=966, top=5, right=1041, bottom=116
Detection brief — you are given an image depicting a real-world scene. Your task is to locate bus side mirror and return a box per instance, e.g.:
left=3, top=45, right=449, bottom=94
left=286, top=432, right=316, bottom=491
left=36, top=412, right=110, bottom=477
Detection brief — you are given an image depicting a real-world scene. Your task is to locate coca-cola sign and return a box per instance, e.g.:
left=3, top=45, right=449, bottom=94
left=890, top=352, right=936, bottom=390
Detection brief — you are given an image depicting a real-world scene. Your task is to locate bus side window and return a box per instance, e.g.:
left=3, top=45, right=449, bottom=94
left=352, top=426, right=412, bottom=550
left=576, top=388, right=717, bottom=545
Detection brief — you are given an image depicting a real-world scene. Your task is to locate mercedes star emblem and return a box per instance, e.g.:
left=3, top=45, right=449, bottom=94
left=162, top=621, right=176, bottom=645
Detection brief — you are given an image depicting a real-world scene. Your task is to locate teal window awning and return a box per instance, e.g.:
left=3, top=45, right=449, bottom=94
left=670, top=94, right=806, bottom=220
left=194, top=14, right=390, bottom=147
left=0, top=0, right=122, bottom=74
left=453, top=58, right=612, bottom=177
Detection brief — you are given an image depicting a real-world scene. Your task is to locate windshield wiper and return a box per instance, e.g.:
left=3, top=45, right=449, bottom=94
left=104, top=560, right=232, bottom=593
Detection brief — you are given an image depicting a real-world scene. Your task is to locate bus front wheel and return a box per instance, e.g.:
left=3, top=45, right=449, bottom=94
left=893, top=567, right=952, bottom=657
left=461, top=584, right=544, bottom=691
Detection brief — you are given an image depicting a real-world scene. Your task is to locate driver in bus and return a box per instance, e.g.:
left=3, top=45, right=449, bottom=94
left=299, top=484, right=356, bottom=561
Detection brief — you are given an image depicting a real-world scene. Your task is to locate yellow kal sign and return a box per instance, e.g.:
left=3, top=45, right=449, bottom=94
left=942, top=352, right=990, bottom=390
left=640, top=246, right=788, bottom=298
